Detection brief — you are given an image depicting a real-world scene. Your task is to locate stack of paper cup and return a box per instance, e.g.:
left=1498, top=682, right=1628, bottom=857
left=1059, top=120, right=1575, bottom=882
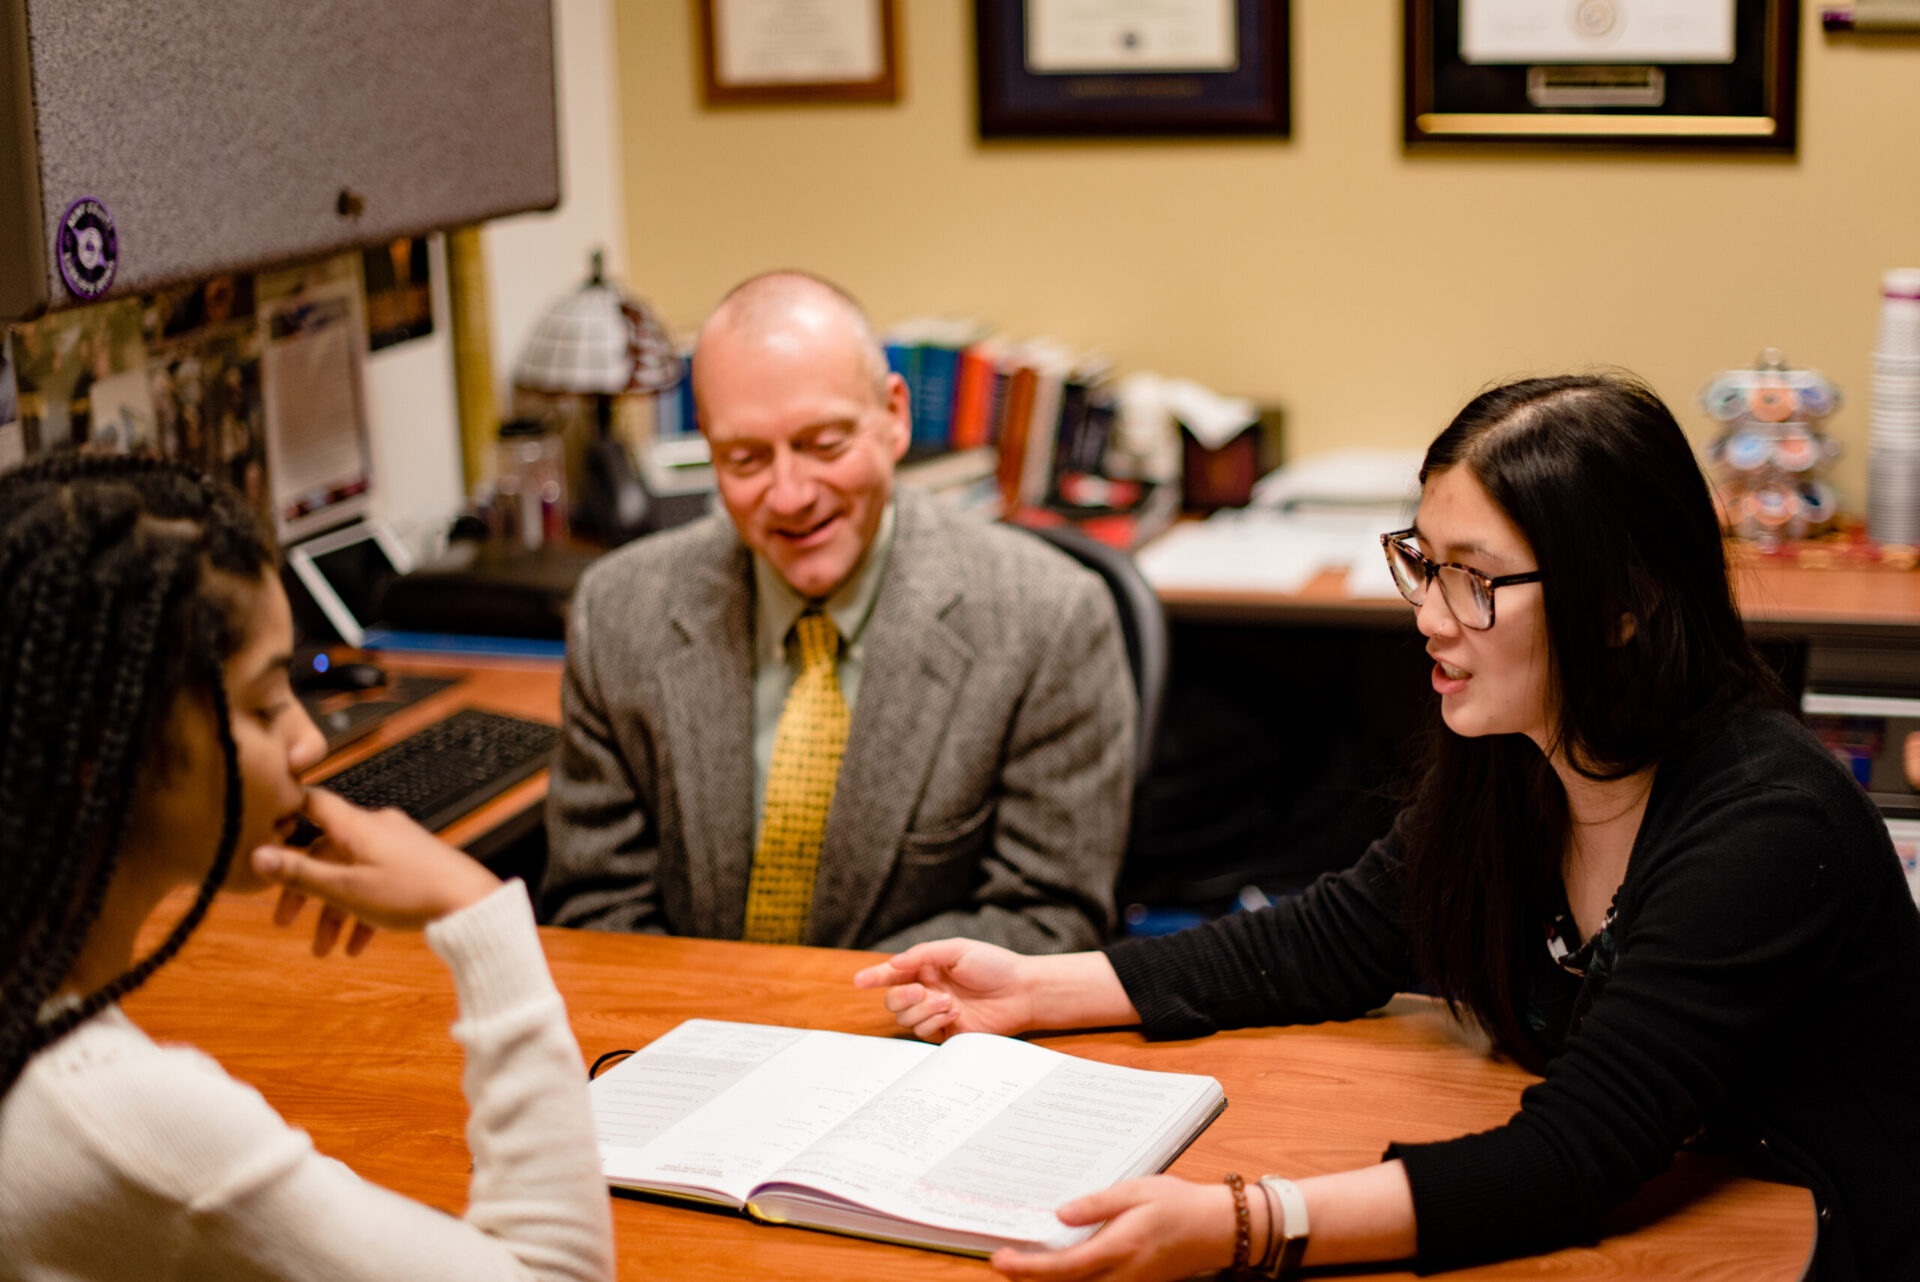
left=1871, top=268, right=1920, bottom=546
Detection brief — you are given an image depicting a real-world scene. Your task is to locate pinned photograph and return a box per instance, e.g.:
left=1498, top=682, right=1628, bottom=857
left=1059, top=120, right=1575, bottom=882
left=8, top=299, right=151, bottom=459
left=362, top=236, right=435, bottom=352
left=142, top=273, right=256, bottom=344
left=0, top=331, right=22, bottom=471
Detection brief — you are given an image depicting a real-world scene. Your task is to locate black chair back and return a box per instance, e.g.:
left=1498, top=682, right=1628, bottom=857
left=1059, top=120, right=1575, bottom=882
left=1017, top=523, right=1168, bottom=788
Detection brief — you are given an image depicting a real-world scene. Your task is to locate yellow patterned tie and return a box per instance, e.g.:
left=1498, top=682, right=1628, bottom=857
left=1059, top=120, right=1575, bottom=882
left=742, top=610, right=851, bottom=944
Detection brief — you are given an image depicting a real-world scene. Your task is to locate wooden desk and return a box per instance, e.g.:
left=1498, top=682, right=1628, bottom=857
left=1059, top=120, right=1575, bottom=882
left=125, top=897, right=1814, bottom=1281
left=1155, top=549, right=1920, bottom=643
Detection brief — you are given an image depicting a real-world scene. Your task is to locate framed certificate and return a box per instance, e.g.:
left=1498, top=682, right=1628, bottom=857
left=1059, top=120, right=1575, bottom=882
left=976, top=0, right=1291, bottom=139
left=698, top=0, right=900, bottom=105
left=1404, top=0, right=1799, bottom=150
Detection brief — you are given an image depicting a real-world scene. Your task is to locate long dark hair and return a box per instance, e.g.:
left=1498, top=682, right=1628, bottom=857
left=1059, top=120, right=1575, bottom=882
left=1400, top=374, right=1782, bottom=1070
left=0, top=453, right=276, bottom=1094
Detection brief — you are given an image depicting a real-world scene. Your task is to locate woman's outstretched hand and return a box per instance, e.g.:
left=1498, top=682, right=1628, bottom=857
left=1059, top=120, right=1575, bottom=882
left=990, top=1177, right=1238, bottom=1282
left=853, top=938, right=1037, bottom=1040
left=249, top=788, right=501, bottom=956
left=854, top=941, right=1142, bottom=1042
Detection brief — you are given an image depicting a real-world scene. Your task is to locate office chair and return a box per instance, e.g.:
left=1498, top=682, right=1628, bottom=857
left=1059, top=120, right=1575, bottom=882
left=1017, top=523, right=1168, bottom=789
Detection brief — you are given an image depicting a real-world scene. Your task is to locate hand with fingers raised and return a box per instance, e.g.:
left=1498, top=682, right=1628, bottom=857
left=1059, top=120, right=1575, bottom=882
left=852, top=938, right=1038, bottom=1041
left=249, top=788, right=502, bottom=956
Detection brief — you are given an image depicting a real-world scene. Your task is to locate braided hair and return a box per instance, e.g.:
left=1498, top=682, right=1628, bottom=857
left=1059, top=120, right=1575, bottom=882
left=0, top=452, right=276, bottom=1094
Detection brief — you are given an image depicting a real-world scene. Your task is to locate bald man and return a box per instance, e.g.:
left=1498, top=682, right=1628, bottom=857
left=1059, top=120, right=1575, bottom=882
left=539, top=272, right=1134, bottom=952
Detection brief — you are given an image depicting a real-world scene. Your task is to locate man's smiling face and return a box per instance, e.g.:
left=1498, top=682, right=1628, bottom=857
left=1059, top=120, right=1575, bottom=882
left=696, top=297, right=909, bottom=600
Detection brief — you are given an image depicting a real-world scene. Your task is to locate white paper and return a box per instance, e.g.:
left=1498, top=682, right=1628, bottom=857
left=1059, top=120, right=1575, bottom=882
left=716, top=0, right=883, bottom=85
left=596, top=1020, right=933, bottom=1205
left=1461, top=0, right=1736, bottom=64
left=259, top=278, right=372, bottom=542
left=594, top=1019, right=1222, bottom=1252
left=1137, top=510, right=1401, bottom=596
left=1163, top=378, right=1258, bottom=451
left=593, top=1020, right=806, bottom=1154
left=902, top=1053, right=1213, bottom=1239
left=760, top=1034, right=1217, bottom=1246
left=1248, top=448, right=1424, bottom=513
left=1027, top=0, right=1237, bottom=72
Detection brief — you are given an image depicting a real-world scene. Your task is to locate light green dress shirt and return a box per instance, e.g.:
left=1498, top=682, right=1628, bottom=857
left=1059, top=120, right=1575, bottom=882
left=750, top=502, right=897, bottom=837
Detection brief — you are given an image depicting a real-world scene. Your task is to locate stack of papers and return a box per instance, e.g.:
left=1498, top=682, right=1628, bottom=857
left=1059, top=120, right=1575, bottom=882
left=1139, top=449, right=1421, bottom=597
left=1137, top=510, right=1406, bottom=597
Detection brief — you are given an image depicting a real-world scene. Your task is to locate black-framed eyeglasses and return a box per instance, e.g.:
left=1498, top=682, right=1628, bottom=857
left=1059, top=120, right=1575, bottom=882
left=1379, top=528, right=1542, bottom=631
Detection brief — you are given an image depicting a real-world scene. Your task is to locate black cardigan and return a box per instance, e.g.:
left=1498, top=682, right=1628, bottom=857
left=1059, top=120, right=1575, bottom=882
left=1106, top=707, right=1920, bottom=1279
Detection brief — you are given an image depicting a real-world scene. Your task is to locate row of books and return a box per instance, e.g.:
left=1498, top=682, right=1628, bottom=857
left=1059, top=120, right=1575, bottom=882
left=882, top=320, right=1139, bottom=514
left=642, top=321, right=1175, bottom=547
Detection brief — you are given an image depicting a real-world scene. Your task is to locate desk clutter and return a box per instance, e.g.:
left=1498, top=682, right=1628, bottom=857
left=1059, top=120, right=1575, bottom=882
left=1134, top=450, right=1422, bottom=597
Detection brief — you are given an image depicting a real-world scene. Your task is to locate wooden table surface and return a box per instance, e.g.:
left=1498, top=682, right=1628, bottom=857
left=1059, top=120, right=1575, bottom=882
left=126, top=894, right=1815, bottom=1281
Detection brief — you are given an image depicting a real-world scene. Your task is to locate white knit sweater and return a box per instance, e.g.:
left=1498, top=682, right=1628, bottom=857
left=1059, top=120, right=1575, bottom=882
left=0, top=880, right=614, bottom=1281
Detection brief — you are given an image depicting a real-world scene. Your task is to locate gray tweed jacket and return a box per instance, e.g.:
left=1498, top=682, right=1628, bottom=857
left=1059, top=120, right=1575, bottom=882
left=539, top=487, right=1134, bottom=952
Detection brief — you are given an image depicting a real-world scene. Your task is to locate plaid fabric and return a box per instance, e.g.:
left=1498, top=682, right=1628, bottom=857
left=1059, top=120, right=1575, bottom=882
left=741, top=611, right=850, bottom=944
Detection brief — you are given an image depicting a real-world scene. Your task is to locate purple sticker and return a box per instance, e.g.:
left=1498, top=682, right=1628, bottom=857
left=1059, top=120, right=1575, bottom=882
left=55, top=197, right=118, bottom=299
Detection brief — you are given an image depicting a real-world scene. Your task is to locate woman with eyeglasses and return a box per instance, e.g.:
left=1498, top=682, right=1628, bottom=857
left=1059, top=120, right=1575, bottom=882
left=856, top=374, right=1920, bottom=1281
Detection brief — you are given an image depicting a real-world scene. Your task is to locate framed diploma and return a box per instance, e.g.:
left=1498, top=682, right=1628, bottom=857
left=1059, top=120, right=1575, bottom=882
left=976, top=0, right=1291, bottom=139
left=698, top=0, right=900, bottom=105
left=1404, top=0, right=1799, bottom=150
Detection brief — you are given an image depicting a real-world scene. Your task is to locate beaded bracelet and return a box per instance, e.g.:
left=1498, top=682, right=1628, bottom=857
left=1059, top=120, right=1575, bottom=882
left=1223, top=1172, right=1253, bottom=1276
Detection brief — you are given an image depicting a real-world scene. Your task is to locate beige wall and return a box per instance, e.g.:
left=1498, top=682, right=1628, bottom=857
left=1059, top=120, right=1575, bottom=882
left=614, top=4, right=1920, bottom=507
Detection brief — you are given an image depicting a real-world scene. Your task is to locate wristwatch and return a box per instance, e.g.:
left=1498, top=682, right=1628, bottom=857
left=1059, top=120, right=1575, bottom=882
left=1258, top=1175, right=1310, bottom=1279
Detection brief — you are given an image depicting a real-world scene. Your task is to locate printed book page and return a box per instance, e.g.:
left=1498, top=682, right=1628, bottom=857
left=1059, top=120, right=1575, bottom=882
left=750, top=1033, right=1224, bottom=1250
left=592, top=1020, right=1225, bottom=1253
left=593, top=1020, right=936, bottom=1205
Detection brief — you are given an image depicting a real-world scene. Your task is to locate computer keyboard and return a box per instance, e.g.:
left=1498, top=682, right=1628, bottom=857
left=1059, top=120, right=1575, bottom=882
left=312, top=706, right=560, bottom=834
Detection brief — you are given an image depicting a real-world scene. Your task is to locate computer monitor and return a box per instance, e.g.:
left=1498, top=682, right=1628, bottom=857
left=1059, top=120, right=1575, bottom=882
left=285, top=517, right=413, bottom=648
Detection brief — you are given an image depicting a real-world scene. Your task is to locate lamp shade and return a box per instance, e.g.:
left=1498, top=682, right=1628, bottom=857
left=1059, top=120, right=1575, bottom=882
left=513, top=252, right=682, bottom=396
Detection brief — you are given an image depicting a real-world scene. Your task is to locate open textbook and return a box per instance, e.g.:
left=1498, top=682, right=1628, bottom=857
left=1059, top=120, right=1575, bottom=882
left=591, top=1019, right=1227, bottom=1256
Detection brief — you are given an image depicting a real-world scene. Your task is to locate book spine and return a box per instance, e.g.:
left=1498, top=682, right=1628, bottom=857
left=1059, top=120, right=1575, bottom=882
left=1053, top=377, right=1092, bottom=492
left=915, top=343, right=963, bottom=451
left=1077, top=393, right=1115, bottom=475
left=671, top=355, right=700, bottom=437
left=1020, top=367, right=1067, bottom=507
left=985, top=364, right=1012, bottom=449
left=884, top=339, right=915, bottom=385
left=996, top=365, right=1040, bottom=511
left=655, top=383, right=682, bottom=438
left=884, top=340, right=920, bottom=445
left=949, top=345, right=994, bottom=451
